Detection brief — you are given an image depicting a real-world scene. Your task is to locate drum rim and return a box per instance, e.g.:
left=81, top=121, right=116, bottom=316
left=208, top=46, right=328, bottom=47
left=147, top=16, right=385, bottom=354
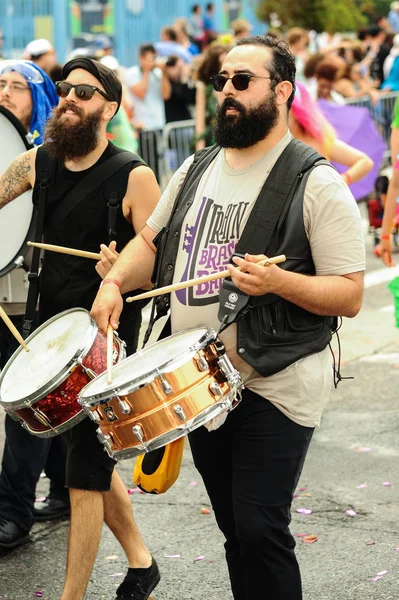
left=0, top=308, right=98, bottom=407
left=0, top=105, right=35, bottom=278
left=78, top=326, right=217, bottom=406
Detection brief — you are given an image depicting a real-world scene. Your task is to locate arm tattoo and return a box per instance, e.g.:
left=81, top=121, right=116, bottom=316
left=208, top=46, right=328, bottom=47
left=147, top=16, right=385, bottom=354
left=0, top=154, right=32, bottom=209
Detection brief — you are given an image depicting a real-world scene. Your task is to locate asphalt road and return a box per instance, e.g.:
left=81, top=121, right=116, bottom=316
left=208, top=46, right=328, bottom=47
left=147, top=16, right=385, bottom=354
left=0, top=207, right=398, bottom=600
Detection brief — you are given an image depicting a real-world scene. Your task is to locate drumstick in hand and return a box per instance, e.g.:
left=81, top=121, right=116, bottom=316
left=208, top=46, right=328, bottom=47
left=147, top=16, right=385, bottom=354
left=0, top=305, right=29, bottom=352
left=107, top=324, right=114, bottom=384
left=28, top=241, right=101, bottom=261
left=126, top=254, right=286, bottom=303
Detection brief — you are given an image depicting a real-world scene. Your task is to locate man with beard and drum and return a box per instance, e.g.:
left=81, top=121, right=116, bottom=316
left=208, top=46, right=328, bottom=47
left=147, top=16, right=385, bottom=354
left=91, top=36, right=365, bottom=600
left=0, top=60, right=70, bottom=551
left=0, top=58, right=161, bottom=600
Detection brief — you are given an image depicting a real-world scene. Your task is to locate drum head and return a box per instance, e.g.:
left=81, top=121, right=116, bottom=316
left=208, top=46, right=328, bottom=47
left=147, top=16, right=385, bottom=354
left=79, top=326, right=215, bottom=403
left=0, top=106, right=34, bottom=277
left=0, top=309, right=95, bottom=406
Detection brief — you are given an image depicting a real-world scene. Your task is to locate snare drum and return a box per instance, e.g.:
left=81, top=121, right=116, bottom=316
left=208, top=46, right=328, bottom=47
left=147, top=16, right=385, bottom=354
left=78, top=327, right=243, bottom=460
left=0, top=308, right=125, bottom=436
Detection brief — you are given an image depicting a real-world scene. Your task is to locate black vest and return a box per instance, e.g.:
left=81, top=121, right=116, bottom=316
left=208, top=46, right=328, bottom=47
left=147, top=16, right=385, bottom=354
left=150, top=140, right=336, bottom=376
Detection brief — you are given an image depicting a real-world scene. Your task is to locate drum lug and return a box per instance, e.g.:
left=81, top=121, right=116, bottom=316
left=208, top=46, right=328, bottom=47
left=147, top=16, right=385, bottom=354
left=217, top=356, right=243, bottom=389
left=209, top=382, right=223, bottom=397
left=88, top=409, right=100, bottom=423
left=97, top=430, right=113, bottom=454
left=194, top=354, right=209, bottom=372
left=157, top=373, right=172, bottom=395
left=174, top=404, right=187, bottom=423
left=33, top=408, right=55, bottom=431
left=132, top=425, right=149, bottom=451
left=118, top=399, right=131, bottom=415
left=76, top=359, right=97, bottom=380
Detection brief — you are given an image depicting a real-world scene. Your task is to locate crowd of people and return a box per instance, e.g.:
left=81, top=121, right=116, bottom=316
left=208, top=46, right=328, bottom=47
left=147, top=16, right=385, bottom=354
left=0, top=4, right=398, bottom=600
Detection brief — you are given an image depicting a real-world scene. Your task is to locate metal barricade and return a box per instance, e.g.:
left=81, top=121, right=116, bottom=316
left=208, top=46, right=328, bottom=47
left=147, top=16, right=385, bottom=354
left=137, top=129, right=165, bottom=185
left=344, top=92, right=399, bottom=155
left=162, top=120, right=195, bottom=187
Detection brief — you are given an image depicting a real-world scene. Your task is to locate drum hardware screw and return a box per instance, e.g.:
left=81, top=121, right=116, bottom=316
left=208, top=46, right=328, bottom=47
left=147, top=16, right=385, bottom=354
left=157, top=374, right=172, bottom=395
left=209, top=382, right=223, bottom=397
left=132, top=425, right=147, bottom=449
left=174, top=404, right=187, bottom=423
left=196, top=355, right=209, bottom=372
left=118, top=399, right=131, bottom=415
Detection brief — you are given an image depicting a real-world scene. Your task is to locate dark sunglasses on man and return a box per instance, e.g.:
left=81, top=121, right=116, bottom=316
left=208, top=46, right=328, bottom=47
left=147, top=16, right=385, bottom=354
left=210, top=73, right=272, bottom=92
left=55, top=81, right=113, bottom=101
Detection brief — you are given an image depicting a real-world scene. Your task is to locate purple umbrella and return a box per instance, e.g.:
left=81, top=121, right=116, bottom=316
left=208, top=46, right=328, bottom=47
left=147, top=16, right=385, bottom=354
left=317, top=99, right=386, bottom=200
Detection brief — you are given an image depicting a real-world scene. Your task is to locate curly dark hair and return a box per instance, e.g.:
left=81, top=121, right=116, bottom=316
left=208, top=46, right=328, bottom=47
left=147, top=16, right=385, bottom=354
left=236, top=35, right=296, bottom=110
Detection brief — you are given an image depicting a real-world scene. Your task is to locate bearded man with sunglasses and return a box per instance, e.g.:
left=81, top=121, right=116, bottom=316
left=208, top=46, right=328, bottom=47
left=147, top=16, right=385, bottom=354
left=91, top=36, right=365, bottom=600
left=0, top=58, right=161, bottom=600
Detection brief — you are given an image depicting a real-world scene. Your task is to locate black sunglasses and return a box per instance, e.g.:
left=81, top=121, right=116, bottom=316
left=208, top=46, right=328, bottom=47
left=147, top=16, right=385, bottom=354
left=211, top=73, right=272, bottom=92
left=55, top=81, right=113, bottom=101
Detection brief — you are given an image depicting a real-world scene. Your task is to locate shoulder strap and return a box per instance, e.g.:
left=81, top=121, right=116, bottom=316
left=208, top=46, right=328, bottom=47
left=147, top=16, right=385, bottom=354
left=234, top=139, right=324, bottom=257
left=47, top=151, right=141, bottom=230
left=22, top=148, right=57, bottom=338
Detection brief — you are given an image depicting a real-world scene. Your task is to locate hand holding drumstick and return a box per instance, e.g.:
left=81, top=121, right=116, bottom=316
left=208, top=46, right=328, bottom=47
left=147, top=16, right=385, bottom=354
left=0, top=305, right=29, bottom=352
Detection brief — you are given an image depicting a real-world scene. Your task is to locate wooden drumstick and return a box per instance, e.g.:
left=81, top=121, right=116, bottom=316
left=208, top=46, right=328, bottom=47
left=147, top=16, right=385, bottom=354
left=0, top=305, right=29, bottom=352
left=126, top=254, right=286, bottom=303
left=107, top=324, right=114, bottom=385
left=28, top=241, right=101, bottom=261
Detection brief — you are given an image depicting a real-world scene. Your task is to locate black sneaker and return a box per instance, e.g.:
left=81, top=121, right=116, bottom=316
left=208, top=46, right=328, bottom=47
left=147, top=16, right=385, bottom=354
left=115, top=557, right=160, bottom=599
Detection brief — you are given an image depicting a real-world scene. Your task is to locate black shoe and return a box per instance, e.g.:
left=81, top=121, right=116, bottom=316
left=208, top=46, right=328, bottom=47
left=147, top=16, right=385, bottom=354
left=33, top=496, right=70, bottom=521
left=115, top=557, right=161, bottom=599
left=0, top=517, right=30, bottom=550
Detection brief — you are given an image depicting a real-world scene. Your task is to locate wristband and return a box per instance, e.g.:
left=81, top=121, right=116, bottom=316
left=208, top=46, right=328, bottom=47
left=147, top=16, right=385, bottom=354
left=381, top=234, right=390, bottom=241
left=101, top=278, right=121, bottom=288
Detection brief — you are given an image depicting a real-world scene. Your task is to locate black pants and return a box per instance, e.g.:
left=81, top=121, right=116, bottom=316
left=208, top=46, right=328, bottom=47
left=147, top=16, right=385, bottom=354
left=0, top=315, right=67, bottom=533
left=189, top=388, right=314, bottom=600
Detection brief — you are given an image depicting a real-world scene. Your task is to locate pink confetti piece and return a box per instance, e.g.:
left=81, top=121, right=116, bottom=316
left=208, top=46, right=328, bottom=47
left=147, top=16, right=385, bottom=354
left=127, top=488, right=144, bottom=495
left=296, top=508, right=312, bottom=515
left=367, top=541, right=376, bottom=546
left=104, top=555, right=118, bottom=561
left=108, top=573, right=124, bottom=577
left=371, top=576, right=383, bottom=582
left=382, top=482, right=391, bottom=486
left=356, top=484, right=368, bottom=489
left=377, top=571, right=388, bottom=576
left=35, top=497, right=46, bottom=503
left=164, top=554, right=182, bottom=558
left=294, top=533, right=308, bottom=537
left=353, top=447, right=371, bottom=453
left=302, top=535, right=318, bottom=544
left=200, top=507, right=211, bottom=514
left=193, top=555, right=205, bottom=562
left=34, top=594, right=43, bottom=598
left=394, top=547, right=399, bottom=551
left=189, top=481, right=198, bottom=487
left=299, top=487, right=307, bottom=492
left=345, top=510, right=357, bottom=517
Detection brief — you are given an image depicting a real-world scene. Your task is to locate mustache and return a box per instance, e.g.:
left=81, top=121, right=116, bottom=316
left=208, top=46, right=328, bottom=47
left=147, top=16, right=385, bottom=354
left=55, top=103, right=84, bottom=118
left=220, top=98, right=246, bottom=114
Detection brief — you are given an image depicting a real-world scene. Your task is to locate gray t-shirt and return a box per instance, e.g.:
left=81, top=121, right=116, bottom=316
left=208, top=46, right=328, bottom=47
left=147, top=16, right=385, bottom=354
left=147, top=131, right=365, bottom=427
left=125, top=65, right=165, bottom=131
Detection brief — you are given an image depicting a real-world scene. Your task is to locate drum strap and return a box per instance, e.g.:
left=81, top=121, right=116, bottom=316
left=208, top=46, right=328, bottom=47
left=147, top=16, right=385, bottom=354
left=22, top=167, right=52, bottom=339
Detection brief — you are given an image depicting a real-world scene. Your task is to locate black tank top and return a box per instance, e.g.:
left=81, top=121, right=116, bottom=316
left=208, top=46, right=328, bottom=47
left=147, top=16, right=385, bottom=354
left=32, top=142, right=144, bottom=352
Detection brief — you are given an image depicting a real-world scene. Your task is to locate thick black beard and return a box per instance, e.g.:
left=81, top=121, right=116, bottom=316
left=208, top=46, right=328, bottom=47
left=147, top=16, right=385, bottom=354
left=213, top=93, right=280, bottom=149
left=43, top=104, right=103, bottom=162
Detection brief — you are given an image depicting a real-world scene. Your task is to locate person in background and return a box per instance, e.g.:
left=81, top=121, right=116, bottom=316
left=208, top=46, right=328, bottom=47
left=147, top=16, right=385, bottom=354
left=388, top=1, right=399, bottom=33
left=155, top=26, right=194, bottom=65
left=194, top=42, right=229, bottom=149
left=164, top=55, right=196, bottom=123
left=334, top=62, right=380, bottom=104
left=175, top=18, right=202, bottom=57
left=231, top=18, right=252, bottom=41
left=286, top=28, right=309, bottom=83
left=314, top=62, right=345, bottom=103
left=189, top=4, right=205, bottom=52
left=363, top=25, right=390, bottom=87
left=23, top=38, right=57, bottom=76
left=203, top=3, right=217, bottom=45
left=0, top=60, right=68, bottom=551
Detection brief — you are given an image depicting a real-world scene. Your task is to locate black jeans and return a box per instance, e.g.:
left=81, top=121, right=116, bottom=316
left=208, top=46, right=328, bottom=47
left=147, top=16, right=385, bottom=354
left=189, top=388, right=314, bottom=600
left=0, top=315, right=68, bottom=533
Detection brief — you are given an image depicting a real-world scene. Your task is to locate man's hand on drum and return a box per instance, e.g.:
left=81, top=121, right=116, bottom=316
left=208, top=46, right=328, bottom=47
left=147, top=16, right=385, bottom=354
left=96, top=241, right=119, bottom=279
left=90, top=282, right=123, bottom=335
left=227, top=253, right=282, bottom=296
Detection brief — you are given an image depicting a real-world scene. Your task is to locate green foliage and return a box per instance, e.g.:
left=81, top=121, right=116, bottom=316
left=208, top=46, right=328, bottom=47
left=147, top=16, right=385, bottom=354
left=255, top=0, right=367, bottom=33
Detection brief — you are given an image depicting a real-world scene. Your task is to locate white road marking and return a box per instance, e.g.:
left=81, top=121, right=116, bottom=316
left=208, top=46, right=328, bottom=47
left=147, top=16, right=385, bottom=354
left=364, top=265, right=399, bottom=289
left=360, top=353, right=399, bottom=363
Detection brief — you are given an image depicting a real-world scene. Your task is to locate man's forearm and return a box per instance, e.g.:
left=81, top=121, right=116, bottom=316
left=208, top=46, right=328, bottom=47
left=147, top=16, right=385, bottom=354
left=276, top=269, right=363, bottom=318
left=106, top=232, right=156, bottom=294
left=0, top=153, right=32, bottom=209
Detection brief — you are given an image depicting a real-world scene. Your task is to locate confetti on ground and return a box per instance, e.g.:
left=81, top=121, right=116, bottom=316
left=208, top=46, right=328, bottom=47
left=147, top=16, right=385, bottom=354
left=200, top=507, right=211, bottom=514
left=394, top=547, right=399, bottom=551
left=382, top=482, right=391, bottom=486
left=108, top=573, right=124, bottom=578
left=367, top=542, right=376, bottom=546
left=296, top=508, right=312, bottom=515
left=345, top=510, right=358, bottom=517
left=164, top=554, right=182, bottom=559
left=302, top=535, right=318, bottom=544
left=104, top=555, right=119, bottom=561
left=299, top=487, right=307, bottom=492
left=370, top=570, right=388, bottom=582
left=34, top=593, right=43, bottom=598
left=353, top=447, right=371, bottom=453
left=127, top=488, right=144, bottom=495
left=193, top=555, right=205, bottom=562
left=294, top=533, right=308, bottom=538
left=35, top=497, right=46, bottom=503
left=189, top=481, right=198, bottom=487
left=356, top=484, right=368, bottom=489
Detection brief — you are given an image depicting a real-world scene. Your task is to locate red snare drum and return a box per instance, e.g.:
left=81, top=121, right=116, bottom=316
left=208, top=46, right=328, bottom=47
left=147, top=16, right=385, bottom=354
left=0, top=308, right=125, bottom=436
